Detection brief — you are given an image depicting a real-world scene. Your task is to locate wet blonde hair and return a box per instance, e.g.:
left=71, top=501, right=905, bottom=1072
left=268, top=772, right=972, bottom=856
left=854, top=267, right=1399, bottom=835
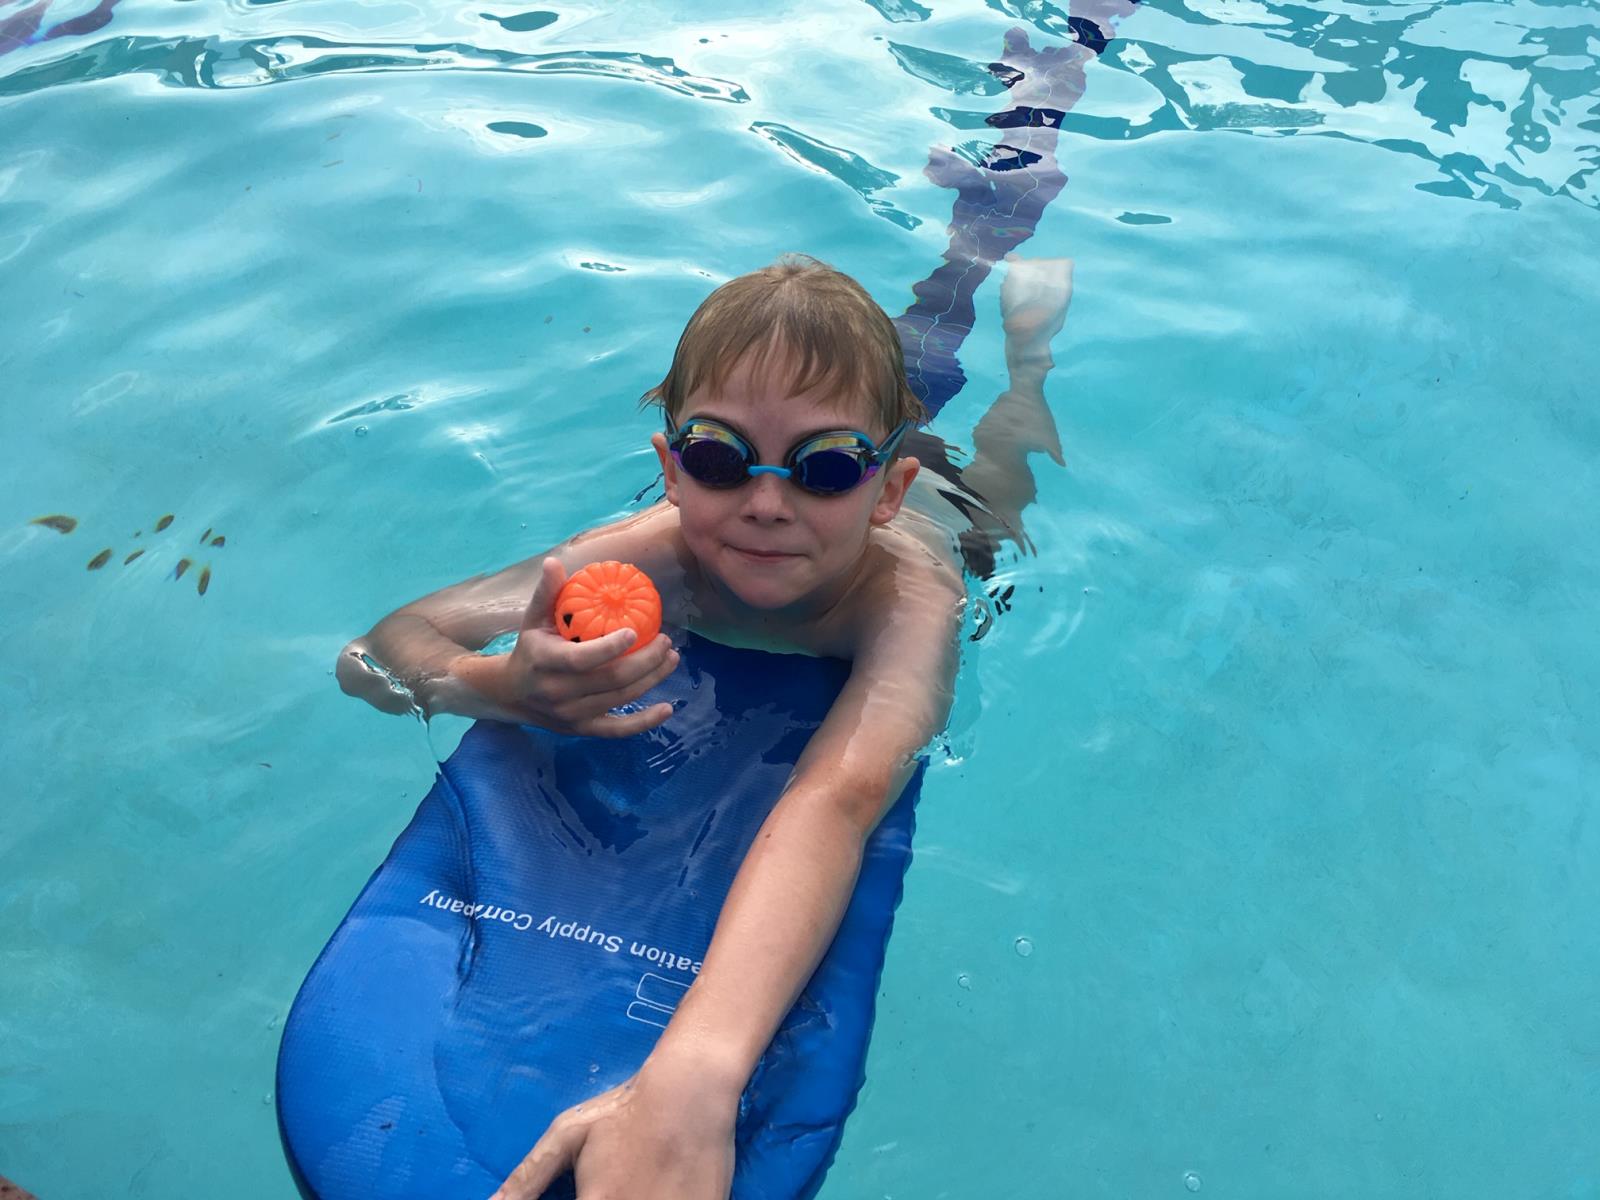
left=641, top=254, right=928, bottom=436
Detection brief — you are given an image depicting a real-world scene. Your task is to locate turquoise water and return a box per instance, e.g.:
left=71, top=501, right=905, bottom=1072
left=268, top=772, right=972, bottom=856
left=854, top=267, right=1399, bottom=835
left=3, top=0, right=1598, bottom=1195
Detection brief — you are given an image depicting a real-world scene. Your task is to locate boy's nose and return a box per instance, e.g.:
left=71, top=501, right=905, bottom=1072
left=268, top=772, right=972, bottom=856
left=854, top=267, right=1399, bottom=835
left=740, top=472, right=794, bottom=522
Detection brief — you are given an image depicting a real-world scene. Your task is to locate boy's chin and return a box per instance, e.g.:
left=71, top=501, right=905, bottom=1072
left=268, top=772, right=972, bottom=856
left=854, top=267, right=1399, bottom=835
left=721, top=575, right=808, bottom=612
left=713, top=561, right=816, bottom=612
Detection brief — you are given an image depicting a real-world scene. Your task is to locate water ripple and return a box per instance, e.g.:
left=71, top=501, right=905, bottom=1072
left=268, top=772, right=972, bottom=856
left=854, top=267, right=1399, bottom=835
left=860, top=0, right=931, bottom=23
left=477, top=10, right=558, bottom=35
left=0, top=32, right=751, bottom=101
left=1099, top=0, right=1600, bottom=210
left=887, top=40, right=1010, bottom=96
left=880, top=0, right=1598, bottom=212
left=750, top=120, right=921, bottom=230
left=325, top=393, right=419, bottom=426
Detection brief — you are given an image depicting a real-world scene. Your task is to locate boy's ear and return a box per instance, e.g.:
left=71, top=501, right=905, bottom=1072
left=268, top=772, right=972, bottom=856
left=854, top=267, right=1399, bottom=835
left=651, top=433, right=681, bottom=507
left=869, top=456, right=919, bottom=527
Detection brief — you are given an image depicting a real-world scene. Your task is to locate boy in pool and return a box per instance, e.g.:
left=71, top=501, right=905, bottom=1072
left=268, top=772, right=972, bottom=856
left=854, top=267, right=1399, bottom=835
left=339, top=253, right=1072, bottom=1199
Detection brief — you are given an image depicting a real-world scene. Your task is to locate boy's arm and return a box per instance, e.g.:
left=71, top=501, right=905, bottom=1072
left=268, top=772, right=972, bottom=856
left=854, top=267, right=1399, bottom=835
left=336, top=508, right=680, bottom=733
left=650, top=563, right=963, bottom=1075
left=493, top=556, right=965, bottom=1199
left=335, top=554, right=547, bottom=718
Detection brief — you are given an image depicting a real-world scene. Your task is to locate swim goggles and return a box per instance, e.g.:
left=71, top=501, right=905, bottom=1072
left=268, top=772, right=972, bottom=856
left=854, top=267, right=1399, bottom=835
left=666, top=414, right=912, bottom=497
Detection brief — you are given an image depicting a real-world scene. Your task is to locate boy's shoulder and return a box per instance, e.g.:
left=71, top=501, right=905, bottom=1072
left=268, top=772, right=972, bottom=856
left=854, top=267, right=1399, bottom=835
left=563, top=503, right=685, bottom=578
left=774, top=520, right=963, bottom=663
left=846, top=520, right=966, bottom=633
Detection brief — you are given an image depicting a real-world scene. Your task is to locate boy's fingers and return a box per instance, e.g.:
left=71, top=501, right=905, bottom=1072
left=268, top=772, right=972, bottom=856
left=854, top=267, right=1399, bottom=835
left=625, top=642, right=681, bottom=698
left=546, top=626, right=642, bottom=672
left=581, top=702, right=675, bottom=740
left=488, top=1118, right=583, bottom=1200
left=568, top=635, right=676, bottom=699
left=572, top=648, right=679, bottom=715
left=520, top=558, right=567, bottom=634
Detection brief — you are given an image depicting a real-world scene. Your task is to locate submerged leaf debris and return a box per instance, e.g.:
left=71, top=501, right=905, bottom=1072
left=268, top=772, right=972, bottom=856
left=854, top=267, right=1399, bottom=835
left=28, top=511, right=227, bottom=597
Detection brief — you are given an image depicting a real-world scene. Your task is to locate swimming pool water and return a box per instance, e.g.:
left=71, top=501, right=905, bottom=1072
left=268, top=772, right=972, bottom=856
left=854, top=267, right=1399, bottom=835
left=2, top=0, right=1597, bottom=1196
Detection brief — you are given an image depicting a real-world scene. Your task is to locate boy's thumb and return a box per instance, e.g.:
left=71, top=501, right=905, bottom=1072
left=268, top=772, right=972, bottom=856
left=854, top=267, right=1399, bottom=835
left=520, top=558, right=567, bottom=632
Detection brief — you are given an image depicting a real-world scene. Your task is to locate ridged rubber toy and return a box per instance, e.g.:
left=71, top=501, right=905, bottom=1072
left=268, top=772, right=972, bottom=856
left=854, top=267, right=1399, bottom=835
left=554, top=561, right=662, bottom=654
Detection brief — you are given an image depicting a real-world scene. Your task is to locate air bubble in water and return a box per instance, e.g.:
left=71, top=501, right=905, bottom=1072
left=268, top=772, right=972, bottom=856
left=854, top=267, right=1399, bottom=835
left=354, top=425, right=369, bottom=437
left=1014, top=937, right=1034, bottom=958
left=263, top=1091, right=275, bottom=1106
left=589, top=1063, right=599, bottom=1074
left=1183, top=1171, right=1202, bottom=1192
left=957, top=973, right=971, bottom=990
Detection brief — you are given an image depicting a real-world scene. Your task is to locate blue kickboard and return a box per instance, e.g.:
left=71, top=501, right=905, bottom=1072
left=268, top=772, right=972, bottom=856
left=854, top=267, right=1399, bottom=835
left=277, top=633, right=921, bottom=1200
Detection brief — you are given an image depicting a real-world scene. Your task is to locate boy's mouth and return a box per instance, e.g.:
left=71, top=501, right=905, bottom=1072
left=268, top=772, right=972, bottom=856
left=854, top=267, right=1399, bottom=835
left=729, top=545, right=800, bottom=563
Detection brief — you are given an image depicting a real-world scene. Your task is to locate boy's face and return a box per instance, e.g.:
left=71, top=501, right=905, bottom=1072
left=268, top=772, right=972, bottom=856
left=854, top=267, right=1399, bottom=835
left=651, top=346, right=919, bottom=614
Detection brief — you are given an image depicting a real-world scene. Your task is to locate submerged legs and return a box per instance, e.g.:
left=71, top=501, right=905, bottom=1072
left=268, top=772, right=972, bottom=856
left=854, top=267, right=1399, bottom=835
left=960, top=255, right=1075, bottom=552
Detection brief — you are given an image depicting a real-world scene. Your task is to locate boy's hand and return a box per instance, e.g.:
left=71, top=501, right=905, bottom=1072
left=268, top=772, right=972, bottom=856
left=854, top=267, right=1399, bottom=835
left=487, top=1053, right=737, bottom=1200
left=455, top=558, right=678, bottom=737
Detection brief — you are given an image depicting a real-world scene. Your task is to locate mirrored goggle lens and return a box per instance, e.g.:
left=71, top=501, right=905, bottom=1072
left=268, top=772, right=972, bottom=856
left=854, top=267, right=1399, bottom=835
left=794, top=448, right=870, bottom=494
left=677, top=436, right=750, bottom=487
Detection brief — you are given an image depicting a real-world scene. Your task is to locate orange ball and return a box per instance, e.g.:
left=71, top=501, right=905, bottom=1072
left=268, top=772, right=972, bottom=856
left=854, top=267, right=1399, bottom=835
left=554, top=561, right=662, bottom=654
